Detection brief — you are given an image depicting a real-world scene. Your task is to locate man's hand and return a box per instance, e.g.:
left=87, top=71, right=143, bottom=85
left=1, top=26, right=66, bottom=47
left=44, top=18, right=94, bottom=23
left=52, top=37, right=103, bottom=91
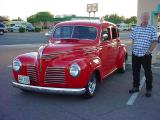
left=146, top=51, right=152, bottom=55
left=148, top=41, right=158, bottom=53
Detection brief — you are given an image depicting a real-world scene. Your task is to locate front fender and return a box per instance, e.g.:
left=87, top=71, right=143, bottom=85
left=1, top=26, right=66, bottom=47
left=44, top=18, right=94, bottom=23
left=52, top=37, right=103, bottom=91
left=49, top=54, right=102, bottom=88
left=12, top=52, right=38, bottom=81
left=13, top=52, right=38, bottom=65
left=72, top=55, right=102, bottom=85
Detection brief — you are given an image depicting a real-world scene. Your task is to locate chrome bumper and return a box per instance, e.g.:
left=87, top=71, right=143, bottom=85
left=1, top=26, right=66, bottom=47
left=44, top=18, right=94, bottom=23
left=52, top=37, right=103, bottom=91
left=12, top=82, right=86, bottom=95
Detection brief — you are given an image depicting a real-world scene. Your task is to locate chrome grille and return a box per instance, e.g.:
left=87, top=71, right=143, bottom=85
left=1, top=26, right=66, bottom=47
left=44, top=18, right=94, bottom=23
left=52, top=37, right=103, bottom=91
left=45, top=67, right=66, bottom=84
left=27, top=65, right=38, bottom=82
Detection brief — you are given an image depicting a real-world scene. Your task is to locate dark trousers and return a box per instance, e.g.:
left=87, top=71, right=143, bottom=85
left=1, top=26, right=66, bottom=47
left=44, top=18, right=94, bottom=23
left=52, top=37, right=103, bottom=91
left=132, top=53, right=153, bottom=91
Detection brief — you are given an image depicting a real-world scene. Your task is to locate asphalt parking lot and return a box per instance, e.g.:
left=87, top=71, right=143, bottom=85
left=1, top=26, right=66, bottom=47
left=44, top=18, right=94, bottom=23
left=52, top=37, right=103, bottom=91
left=0, top=32, right=160, bottom=120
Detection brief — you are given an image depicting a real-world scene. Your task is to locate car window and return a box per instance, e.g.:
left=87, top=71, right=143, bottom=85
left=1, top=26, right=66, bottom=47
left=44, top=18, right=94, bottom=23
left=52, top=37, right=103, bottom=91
left=111, top=27, right=118, bottom=39
left=72, top=26, right=97, bottom=39
left=53, top=26, right=97, bottom=40
left=53, top=26, right=73, bottom=38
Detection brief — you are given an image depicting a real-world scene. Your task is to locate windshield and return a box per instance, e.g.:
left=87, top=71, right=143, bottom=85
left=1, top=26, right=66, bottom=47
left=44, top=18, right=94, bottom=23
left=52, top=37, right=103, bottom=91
left=53, top=26, right=97, bottom=40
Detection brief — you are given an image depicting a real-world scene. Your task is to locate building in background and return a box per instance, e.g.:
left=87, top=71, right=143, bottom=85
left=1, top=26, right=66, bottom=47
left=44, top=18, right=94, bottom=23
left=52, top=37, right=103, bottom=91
left=138, top=0, right=160, bottom=30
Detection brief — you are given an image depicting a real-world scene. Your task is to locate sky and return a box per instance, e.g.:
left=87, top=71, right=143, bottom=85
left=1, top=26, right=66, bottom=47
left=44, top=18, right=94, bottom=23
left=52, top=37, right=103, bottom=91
left=0, top=0, right=137, bottom=21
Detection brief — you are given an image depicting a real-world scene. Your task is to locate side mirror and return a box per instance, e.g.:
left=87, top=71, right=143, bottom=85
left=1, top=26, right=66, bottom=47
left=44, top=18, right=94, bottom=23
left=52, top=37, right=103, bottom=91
left=102, top=34, right=108, bottom=41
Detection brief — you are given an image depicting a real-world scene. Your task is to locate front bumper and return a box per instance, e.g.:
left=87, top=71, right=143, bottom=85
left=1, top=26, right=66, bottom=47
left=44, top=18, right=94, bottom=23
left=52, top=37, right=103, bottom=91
left=12, top=82, right=86, bottom=95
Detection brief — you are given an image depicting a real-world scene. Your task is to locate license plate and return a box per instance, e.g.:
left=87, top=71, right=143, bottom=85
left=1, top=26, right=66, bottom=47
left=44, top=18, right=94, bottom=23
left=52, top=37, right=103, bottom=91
left=18, top=75, right=30, bottom=85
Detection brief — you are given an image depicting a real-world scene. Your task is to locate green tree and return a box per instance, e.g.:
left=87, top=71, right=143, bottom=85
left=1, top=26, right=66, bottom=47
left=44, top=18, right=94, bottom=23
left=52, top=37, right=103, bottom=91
left=125, top=16, right=137, bottom=24
left=18, top=17, right=23, bottom=21
left=12, top=17, right=23, bottom=21
left=104, top=14, right=125, bottom=24
left=104, top=14, right=137, bottom=24
left=27, top=11, right=54, bottom=28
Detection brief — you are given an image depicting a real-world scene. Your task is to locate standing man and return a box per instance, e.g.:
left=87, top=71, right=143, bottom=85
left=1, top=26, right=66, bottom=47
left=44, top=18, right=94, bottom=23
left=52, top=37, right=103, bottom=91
left=129, top=12, right=158, bottom=97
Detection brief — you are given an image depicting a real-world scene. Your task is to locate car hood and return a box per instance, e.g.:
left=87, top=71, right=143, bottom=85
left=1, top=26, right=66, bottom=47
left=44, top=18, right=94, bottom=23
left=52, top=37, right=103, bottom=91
left=41, top=42, right=97, bottom=58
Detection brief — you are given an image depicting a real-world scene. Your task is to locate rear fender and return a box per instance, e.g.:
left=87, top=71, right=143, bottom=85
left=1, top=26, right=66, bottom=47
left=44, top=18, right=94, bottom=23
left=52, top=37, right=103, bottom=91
left=116, top=45, right=127, bottom=68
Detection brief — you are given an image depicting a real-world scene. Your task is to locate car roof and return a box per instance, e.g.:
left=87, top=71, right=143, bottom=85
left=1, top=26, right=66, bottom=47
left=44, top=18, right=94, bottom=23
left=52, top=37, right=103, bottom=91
left=55, top=20, right=116, bottom=27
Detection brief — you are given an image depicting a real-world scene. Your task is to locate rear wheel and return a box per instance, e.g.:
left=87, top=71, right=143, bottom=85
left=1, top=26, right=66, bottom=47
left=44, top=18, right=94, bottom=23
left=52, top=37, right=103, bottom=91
left=84, top=73, right=97, bottom=98
left=118, top=55, right=127, bottom=73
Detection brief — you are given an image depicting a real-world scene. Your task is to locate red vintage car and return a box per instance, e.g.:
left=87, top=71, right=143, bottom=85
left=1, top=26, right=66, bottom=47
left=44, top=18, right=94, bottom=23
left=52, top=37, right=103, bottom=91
left=12, top=20, right=127, bottom=98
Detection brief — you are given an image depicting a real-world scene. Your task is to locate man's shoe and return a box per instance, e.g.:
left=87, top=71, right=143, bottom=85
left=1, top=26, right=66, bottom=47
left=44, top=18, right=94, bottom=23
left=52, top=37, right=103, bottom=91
left=129, top=88, right=139, bottom=94
left=145, top=91, right=152, bottom=97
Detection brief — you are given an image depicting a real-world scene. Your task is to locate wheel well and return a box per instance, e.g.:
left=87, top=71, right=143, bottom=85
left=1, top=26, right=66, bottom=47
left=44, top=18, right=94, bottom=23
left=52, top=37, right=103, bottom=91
left=94, top=70, right=101, bottom=83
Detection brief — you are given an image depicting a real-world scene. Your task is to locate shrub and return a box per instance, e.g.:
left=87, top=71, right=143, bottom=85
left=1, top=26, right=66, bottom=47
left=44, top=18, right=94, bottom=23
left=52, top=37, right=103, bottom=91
left=19, top=27, right=25, bottom=33
left=35, top=27, right=41, bottom=32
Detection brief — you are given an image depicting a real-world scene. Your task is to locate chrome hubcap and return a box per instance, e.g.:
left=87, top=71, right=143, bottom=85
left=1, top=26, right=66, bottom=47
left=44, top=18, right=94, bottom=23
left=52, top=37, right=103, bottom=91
left=88, top=77, right=96, bottom=95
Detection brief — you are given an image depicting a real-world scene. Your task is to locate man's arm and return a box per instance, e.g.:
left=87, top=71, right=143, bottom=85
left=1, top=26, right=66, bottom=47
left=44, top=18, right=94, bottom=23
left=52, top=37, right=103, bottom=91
left=147, top=27, right=158, bottom=54
left=147, top=41, right=158, bottom=54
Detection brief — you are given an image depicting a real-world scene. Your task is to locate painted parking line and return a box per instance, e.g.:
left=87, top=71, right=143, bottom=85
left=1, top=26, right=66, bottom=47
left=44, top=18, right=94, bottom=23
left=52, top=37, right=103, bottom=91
left=126, top=76, right=145, bottom=106
left=152, top=65, right=160, bottom=69
left=126, top=62, right=132, bottom=65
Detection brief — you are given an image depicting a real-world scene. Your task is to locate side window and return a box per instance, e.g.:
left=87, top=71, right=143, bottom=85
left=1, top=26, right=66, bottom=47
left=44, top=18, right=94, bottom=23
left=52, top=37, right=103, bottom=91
left=101, top=28, right=111, bottom=40
left=111, top=27, right=118, bottom=39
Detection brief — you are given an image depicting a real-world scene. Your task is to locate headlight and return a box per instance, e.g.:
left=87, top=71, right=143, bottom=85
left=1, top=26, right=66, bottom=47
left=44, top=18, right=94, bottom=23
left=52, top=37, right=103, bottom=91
left=13, top=59, right=22, bottom=71
left=69, top=63, right=81, bottom=77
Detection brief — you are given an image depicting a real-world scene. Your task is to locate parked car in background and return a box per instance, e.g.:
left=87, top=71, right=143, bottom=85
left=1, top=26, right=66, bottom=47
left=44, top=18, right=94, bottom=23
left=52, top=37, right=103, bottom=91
left=0, top=23, right=7, bottom=35
left=8, top=24, right=20, bottom=32
left=26, top=25, right=35, bottom=32
left=45, top=27, right=53, bottom=36
left=0, top=23, right=5, bottom=35
left=131, top=24, right=136, bottom=31
left=25, top=23, right=35, bottom=32
left=8, top=23, right=26, bottom=32
left=117, top=23, right=129, bottom=31
left=12, top=20, right=127, bottom=98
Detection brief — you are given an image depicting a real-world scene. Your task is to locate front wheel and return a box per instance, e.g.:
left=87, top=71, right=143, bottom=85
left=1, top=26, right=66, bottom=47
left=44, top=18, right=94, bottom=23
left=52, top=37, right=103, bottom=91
left=84, top=73, right=97, bottom=98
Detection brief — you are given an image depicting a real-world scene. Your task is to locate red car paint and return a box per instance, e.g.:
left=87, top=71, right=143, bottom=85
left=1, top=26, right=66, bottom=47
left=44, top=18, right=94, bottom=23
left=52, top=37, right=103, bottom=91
left=12, top=20, right=127, bottom=92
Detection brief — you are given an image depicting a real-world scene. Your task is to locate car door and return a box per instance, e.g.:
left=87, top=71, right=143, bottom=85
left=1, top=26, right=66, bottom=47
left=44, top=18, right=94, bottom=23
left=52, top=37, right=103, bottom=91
left=110, top=27, right=119, bottom=69
left=99, top=26, right=115, bottom=77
